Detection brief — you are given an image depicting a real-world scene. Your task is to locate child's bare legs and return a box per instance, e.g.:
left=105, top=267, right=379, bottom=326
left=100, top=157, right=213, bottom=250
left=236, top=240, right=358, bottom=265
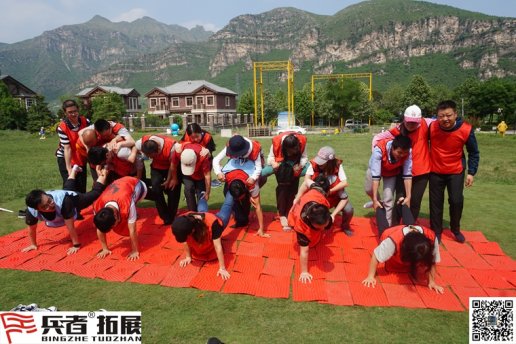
left=251, top=195, right=270, bottom=237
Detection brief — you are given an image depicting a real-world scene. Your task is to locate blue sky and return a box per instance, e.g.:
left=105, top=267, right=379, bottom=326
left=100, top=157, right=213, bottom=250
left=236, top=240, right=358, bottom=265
left=0, top=0, right=514, bottom=43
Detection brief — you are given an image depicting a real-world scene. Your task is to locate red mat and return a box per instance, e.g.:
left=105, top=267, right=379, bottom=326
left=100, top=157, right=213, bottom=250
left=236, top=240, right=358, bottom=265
left=1, top=207, right=515, bottom=312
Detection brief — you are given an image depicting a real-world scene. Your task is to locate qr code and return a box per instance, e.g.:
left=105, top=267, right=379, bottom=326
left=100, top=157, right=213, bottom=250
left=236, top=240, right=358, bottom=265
left=470, top=297, right=514, bottom=343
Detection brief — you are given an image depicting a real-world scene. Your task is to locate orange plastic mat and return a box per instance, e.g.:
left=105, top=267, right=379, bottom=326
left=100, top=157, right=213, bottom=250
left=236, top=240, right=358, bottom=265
left=1, top=206, right=515, bottom=311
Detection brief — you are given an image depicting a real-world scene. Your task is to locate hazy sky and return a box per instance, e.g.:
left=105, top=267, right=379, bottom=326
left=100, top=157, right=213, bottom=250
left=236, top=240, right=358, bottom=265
left=0, top=0, right=514, bottom=44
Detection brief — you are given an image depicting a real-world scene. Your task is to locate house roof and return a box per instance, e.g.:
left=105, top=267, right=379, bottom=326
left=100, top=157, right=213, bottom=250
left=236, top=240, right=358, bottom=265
left=77, top=86, right=139, bottom=97
left=0, top=75, right=38, bottom=97
left=162, top=80, right=236, bottom=95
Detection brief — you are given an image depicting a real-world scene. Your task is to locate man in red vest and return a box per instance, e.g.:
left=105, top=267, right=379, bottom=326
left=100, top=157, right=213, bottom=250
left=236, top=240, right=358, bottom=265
left=365, top=135, right=412, bottom=228
left=136, top=134, right=179, bottom=225
left=55, top=99, right=89, bottom=193
left=429, top=100, right=479, bottom=243
left=93, top=176, right=147, bottom=261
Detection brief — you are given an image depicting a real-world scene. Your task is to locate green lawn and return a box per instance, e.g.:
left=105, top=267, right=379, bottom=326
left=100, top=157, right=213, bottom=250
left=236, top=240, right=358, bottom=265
left=0, top=129, right=514, bottom=343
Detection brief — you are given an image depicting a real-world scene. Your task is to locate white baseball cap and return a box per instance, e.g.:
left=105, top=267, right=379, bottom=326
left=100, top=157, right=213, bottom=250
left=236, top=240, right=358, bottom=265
left=180, top=149, right=197, bottom=176
left=404, top=105, right=422, bottom=123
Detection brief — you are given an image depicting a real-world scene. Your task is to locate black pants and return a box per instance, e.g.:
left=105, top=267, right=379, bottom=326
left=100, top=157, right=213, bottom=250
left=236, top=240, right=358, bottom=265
left=57, top=157, right=87, bottom=194
left=62, top=178, right=106, bottom=217
left=223, top=184, right=250, bottom=226
left=150, top=167, right=181, bottom=224
left=376, top=204, right=415, bottom=237
left=429, top=172, right=464, bottom=235
left=183, top=177, right=206, bottom=211
left=394, top=173, right=429, bottom=222
left=276, top=175, right=300, bottom=217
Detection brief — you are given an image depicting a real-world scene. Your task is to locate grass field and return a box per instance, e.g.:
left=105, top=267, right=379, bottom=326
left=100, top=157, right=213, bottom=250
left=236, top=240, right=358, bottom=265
left=0, top=129, right=515, bottom=343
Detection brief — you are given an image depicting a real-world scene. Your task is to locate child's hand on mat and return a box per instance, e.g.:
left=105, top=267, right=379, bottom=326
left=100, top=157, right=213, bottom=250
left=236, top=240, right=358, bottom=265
left=180, top=257, right=192, bottom=267
left=127, top=251, right=140, bottom=261
left=217, top=268, right=230, bottom=280
left=299, top=272, right=313, bottom=284
left=22, top=244, right=37, bottom=253
left=97, top=249, right=112, bottom=259
left=362, top=276, right=377, bottom=288
left=428, top=281, right=444, bottom=294
left=255, top=229, right=271, bottom=238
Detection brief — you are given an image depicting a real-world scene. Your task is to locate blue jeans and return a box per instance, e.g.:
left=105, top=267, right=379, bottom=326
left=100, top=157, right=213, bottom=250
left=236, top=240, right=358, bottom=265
left=214, top=192, right=234, bottom=228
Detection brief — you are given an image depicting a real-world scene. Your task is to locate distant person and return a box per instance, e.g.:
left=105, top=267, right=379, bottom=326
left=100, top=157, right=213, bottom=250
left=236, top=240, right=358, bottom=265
left=93, top=176, right=147, bottom=261
left=429, top=100, right=479, bottom=243
left=55, top=99, right=89, bottom=193
left=372, top=105, right=433, bottom=221
left=39, top=127, right=46, bottom=140
left=497, top=120, right=508, bottom=137
left=22, top=165, right=108, bottom=255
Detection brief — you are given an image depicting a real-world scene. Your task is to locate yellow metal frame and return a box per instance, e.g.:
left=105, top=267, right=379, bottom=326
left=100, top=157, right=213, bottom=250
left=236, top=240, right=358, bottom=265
left=310, top=72, right=373, bottom=127
left=253, top=60, right=295, bottom=127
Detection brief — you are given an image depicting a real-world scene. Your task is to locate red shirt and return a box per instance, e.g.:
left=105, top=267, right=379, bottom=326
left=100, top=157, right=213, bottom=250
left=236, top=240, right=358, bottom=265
left=183, top=212, right=222, bottom=261
left=429, top=121, right=472, bottom=174
left=289, top=189, right=330, bottom=248
left=142, top=135, right=176, bottom=170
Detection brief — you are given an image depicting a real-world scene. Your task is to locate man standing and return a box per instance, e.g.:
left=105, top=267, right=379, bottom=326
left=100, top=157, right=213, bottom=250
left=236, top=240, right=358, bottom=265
left=429, top=100, right=480, bottom=243
left=55, top=100, right=89, bottom=193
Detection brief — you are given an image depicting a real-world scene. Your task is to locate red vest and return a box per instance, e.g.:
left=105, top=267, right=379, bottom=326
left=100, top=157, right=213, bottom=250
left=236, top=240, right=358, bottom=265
left=380, top=225, right=436, bottom=273
left=390, top=120, right=430, bottom=176
left=225, top=169, right=253, bottom=190
left=109, top=153, right=135, bottom=177
left=184, top=212, right=222, bottom=261
left=182, top=131, right=213, bottom=148
left=289, top=189, right=330, bottom=248
left=74, top=139, right=89, bottom=166
left=142, top=135, right=176, bottom=170
left=57, top=117, right=89, bottom=163
left=226, top=139, right=263, bottom=162
left=309, top=159, right=342, bottom=207
left=429, top=121, right=472, bottom=174
left=93, top=176, right=140, bottom=237
left=376, top=139, right=408, bottom=177
left=97, top=122, right=126, bottom=146
left=272, top=132, right=307, bottom=163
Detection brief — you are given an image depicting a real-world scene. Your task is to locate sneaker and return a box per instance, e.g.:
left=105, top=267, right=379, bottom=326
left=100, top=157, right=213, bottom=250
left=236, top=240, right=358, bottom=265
left=18, top=210, right=26, bottom=219
left=279, top=216, right=289, bottom=227
left=230, top=223, right=248, bottom=229
left=452, top=231, right=465, bottom=243
left=435, top=232, right=442, bottom=244
left=72, top=164, right=83, bottom=173
left=363, top=201, right=373, bottom=209
left=211, top=180, right=222, bottom=188
left=282, top=226, right=293, bottom=232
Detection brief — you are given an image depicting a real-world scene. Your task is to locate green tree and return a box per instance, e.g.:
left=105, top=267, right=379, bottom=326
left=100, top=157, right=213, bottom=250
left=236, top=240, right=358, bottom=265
left=469, top=78, right=516, bottom=124
left=381, top=84, right=405, bottom=119
left=313, top=83, right=337, bottom=126
left=452, top=78, right=481, bottom=118
left=402, top=75, right=434, bottom=116
left=26, top=95, right=55, bottom=132
left=237, top=89, right=254, bottom=114
left=91, top=92, right=126, bottom=122
left=430, top=84, right=452, bottom=115
left=0, top=82, right=27, bottom=130
left=294, top=84, right=313, bottom=126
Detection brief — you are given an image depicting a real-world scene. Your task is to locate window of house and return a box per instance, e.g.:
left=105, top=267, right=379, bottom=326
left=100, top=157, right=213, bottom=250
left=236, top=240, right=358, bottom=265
left=172, top=97, right=179, bottom=107
left=186, top=97, right=193, bottom=107
left=129, top=97, right=138, bottom=110
left=196, top=96, right=204, bottom=105
left=206, top=96, right=214, bottom=106
left=25, top=98, right=35, bottom=109
left=225, top=96, right=231, bottom=107
left=150, top=98, right=157, bottom=107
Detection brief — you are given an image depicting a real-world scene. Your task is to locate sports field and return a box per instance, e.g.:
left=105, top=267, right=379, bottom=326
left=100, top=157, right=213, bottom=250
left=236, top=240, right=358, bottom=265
left=0, top=129, right=514, bottom=343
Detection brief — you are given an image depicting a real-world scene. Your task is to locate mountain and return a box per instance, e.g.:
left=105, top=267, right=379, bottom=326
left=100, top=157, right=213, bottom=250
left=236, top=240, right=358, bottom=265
left=0, top=0, right=514, bottom=103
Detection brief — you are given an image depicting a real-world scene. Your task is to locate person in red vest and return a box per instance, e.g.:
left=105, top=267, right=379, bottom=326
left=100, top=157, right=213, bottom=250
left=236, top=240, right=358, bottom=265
left=364, top=135, right=412, bottom=228
left=171, top=192, right=235, bottom=280
left=172, top=142, right=211, bottom=212
left=295, top=146, right=354, bottom=236
left=135, top=134, right=180, bottom=225
left=87, top=144, right=140, bottom=182
left=55, top=99, right=90, bottom=193
left=429, top=100, right=479, bottom=243
left=93, top=176, right=147, bottom=261
left=361, top=220, right=443, bottom=294
left=289, top=177, right=332, bottom=283
left=180, top=123, right=216, bottom=157
left=372, top=105, right=433, bottom=222
left=93, top=119, right=135, bottom=151
left=213, top=135, right=265, bottom=230
left=266, top=132, right=308, bottom=230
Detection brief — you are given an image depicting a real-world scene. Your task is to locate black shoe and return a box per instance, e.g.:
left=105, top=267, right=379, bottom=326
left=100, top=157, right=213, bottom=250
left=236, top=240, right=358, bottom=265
left=18, top=210, right=26, bottom=219
left=342, top=228, right=353, bottom=237
left=452, top=231, right=465, bottom=243
left=76, top=213, right=84, bottom=220
left=436, top=232, right=442, bottom=244
left=230, top=223, right=248, bottom=229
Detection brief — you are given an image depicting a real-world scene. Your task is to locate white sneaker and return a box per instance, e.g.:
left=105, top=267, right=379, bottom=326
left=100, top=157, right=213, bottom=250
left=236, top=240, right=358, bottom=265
left=363, top=201, right=373, bottom=209
left=279, top=216, right=289, bottom=227
left=72, top=164, right=83, bottom=173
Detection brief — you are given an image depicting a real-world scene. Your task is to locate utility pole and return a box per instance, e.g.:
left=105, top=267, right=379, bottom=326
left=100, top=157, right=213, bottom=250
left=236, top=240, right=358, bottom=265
left=461, top=98, right=464, bottom=117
